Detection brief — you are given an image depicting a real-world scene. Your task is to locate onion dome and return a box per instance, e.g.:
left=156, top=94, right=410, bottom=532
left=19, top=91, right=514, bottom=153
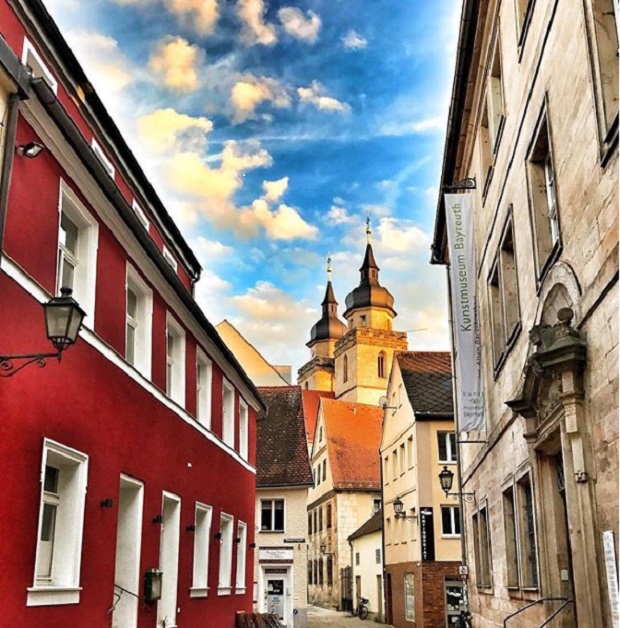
left=343, top=220, right=396, bottom=318
left=308, top=258, right=347, bottom=347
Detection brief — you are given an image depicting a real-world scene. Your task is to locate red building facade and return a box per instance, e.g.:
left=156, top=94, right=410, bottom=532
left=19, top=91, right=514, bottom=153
left=0, top=1, right=263, bottom=626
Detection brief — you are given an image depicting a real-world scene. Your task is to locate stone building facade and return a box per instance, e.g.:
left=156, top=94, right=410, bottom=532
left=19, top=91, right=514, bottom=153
left=431, top=1, right=618, bottom=627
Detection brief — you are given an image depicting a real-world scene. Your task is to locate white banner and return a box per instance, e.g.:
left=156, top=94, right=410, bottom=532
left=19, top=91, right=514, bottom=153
left=444, top=194, right=485, bottom=432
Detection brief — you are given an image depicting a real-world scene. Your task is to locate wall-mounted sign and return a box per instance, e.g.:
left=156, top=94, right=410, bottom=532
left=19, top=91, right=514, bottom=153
left=603, top=531, right=619, bottom=627
left=284, top=538, right=305, bottom=544
left=419, top=507, right=435, bottom=561
left=259, top=547, right=294, bottom=562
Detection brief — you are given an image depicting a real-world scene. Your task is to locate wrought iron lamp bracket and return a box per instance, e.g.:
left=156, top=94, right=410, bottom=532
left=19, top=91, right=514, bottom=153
left=0, top=351, right=60, bottom=377
left=441, top=177, right=477, bottom=192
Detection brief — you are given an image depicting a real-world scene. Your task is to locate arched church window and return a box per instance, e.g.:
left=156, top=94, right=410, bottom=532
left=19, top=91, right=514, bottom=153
left=378, top=351, right=386, bottom=378
left=343, top=355, right=348, bottom=382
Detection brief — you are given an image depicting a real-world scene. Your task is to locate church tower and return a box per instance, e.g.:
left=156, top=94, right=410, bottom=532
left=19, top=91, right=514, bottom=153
left=298, top=258, right=347, bottom=392
left=333, top=219, right=408, bottom=405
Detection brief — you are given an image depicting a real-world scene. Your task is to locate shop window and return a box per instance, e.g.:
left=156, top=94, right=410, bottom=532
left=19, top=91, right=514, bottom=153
left=166, top=315, right=186, bottom=407
left=196, top=351, right=212, bottom=429
left=217, top=513, right=234, bottom=595
left=260, top=499, right=284, bottom=532
left=438, top=432, right=457, bottom=463
left=191, top=503, right=212, bottom=597
left=222, top=380, right=235, bottom=447
left=125, top=266, right=153, bottom=378
left=29, top=439, right=88, bottom=606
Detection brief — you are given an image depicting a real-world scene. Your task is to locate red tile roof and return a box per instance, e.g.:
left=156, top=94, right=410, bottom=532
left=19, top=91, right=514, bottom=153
left=257, top=386, right=313, bottom=487
left=322, top=398, right=382, bottom=490
left=302, top=389, right=335, bottom=444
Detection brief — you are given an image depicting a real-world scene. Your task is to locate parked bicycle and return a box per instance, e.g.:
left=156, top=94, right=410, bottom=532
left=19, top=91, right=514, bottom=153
left=356, top=596, right=369, bottom=620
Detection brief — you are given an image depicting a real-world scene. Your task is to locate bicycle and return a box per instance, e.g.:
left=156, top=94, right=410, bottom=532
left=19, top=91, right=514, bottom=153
left=356, top=596, right=369, bottom=620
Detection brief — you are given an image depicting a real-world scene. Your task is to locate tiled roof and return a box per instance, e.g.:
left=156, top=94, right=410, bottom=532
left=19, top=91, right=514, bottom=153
left=348, top=510, right=383, bottom=541
left=301, top=389, right=335, bottom=443
left=257, top=386, right=313, bottom=487
left=397, top=351, right=454, bottom=417
left=322, top=398, right=382, bottom=490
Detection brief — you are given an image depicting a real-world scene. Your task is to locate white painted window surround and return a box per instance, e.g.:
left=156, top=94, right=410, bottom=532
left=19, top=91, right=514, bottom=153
left=163, top=246, right=178, bottom=272
left=218, top=512, right=234, bottom=595
left=131, top=199, right=149, bottom=231
left=22, top=37, right=58, bottom=94
left=57, top=181, right=99, bottom=328
left=91, top=138, right=115, bottom=179
left=27, top=439, right=88, bottom=607
left=126, top=265, right=153, bottom=379
left=238, top=400, right=248, bottom=461
left=191, top=502, right=213, bottom=598
left=196, top=350, right=213, bottom=429
left=166, top=314, right=186, bottom=408
left=222, top=379, right=235, bottom=448
left=157, top=492, right=181, bottom=628
left=235, top=521, right=247, bottom=593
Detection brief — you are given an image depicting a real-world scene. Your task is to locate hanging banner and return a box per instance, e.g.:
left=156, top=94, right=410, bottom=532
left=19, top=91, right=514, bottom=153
left=444, top=194, right=485, bottom=432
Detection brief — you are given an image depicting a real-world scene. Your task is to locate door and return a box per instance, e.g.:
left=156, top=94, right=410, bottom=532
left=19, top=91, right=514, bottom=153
left=264, top=568, right=290, bottom=627
left=157, top=492, right=181, bottom=628
left=377, top=574, right=383, bottom=621
left=444, top=580, right=465, bottom=626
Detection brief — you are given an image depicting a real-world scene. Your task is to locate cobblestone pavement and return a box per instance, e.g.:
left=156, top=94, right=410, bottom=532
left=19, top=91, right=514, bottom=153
left=307, top=605, right=393, bottom=627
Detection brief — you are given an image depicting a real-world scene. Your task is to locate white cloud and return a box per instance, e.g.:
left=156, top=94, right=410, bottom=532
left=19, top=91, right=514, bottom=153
left=326, top=205, right=357, bottom=225
left=278, top=7, right=321, bottom=43
left=137, top=108, right=213, bottom=153
left=230, top=75, right=291, bottom=123
left=297, top=81, right=350, bottom=113
left=242, top=199, right=318, bottom=240
left=238, top=0, right=277, bottom=46
left=262, top=177, right=289, bottom=202
left=193, top=236, right=235, bottom=258
left=381, top=115, right=445, bottom=136
left=113, top=0, right=219, bottom=34
left=342, top=29, right=367, bottom=50
left=361, top=203, right=391, bottom=218
left=149, top=37, right=203, bottom=92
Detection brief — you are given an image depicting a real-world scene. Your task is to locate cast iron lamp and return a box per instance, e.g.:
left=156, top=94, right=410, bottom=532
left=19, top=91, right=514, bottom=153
left=319, top=542, right=334, bottom=555
left=0, top=287, right=85, bottom=377
left=393, top=496, right=417, bottom=521
left=438, top=466, right=476, bottom=503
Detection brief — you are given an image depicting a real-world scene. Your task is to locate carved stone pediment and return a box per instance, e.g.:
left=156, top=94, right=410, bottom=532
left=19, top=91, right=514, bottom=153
left=507, top=308, right=586, bottom=430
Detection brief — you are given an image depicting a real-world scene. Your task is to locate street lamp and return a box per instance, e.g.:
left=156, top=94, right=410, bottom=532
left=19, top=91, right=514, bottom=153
left=393, top=497, right=417, bottom=521
left=0, top=287, right=86, bottom=377
left=438, top=466, right=476, bottom=503
left=319, top=542, right=334, bottom=555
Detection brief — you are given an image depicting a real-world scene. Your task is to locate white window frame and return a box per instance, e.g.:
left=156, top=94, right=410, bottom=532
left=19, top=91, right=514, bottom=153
left=196, top=349, right=213, bottom=429
left=163, top=246, right=178, bottom=272
left=91, top=138, right=115, bottom=178
left=190, top=502, right=213, bottom=598
left=238, top=399, right=249, bottom=461
left=404, top=573, right=415, bottom=621
left=438, top=432, right=458, bottom=463
left=441, top=505, right=461, bottom=537
left=22, top=37, right=58, bottom=94
left=235, top=521, right=247, bottom=593
left=260, top=499, right=285, bottom=532
left=28, top=439, right=89, bottom=607
left=166, top=314, right=186, bottom=407
left=222, top=379, right=235, bottom=448
left=125, top=265, right=153, bottom=378
left=57, top=181, right=99, bottom=327
left=157, top=491, right=181, bottom=628
left=218, top=512, right=234, bottom=595
left=131, top=199, right=150, bottom=231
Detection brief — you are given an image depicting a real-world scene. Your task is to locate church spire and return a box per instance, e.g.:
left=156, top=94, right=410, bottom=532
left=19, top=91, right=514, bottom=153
left=322, top=255, right=337, bottom=312
left=360, top=218, right=379, bottom=285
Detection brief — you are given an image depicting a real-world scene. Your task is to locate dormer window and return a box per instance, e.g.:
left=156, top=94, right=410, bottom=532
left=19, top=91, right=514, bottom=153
left=91, top=139, right=115, bottom=179
left=22, top=38, right=58, bottom=94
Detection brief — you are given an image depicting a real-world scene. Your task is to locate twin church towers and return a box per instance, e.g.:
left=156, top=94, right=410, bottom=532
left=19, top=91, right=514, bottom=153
left=298, top=222, right=408, bottom=404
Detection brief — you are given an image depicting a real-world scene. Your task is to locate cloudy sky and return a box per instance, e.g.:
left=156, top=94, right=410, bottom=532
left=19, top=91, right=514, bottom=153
left=43, top=0, right=460, bottom=373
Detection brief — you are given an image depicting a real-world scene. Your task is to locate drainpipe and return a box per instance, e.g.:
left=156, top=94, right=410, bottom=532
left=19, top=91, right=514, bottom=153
left=379, top=418, right=388, bottom=624
left=0, top=92, right=20, bottom=256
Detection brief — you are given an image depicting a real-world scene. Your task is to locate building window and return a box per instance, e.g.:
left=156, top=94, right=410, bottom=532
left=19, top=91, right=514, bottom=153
left=217, top=513, right=234, bottom=595
left=29, top=439, right=89, bottom=606
left=407, top=436, right=414, bottom=468
left=378, top=351, right=386, bottom=378
left=319, top=506, right=323, bottom=532
left=319, top=426, right=323, bottom=442
left=308, top=560, right=313, bottom=585
left=322, top=459, right=327, bottom=482
left=404, top=573, right=415, bottom=621
left=313, top=560, right=318, bottom=586
left=399, top=443, right=406, bottom=475
left=131, top=199, right=149, bottom=230
left=196, top=351, right=212, bottom=429
left=191, top=503, right=212, bottom=597
left=313, top=509, right=318, bottom=534
left=502, top=486, right=519, bottom=588
left=222, top=379, right=235, bottom=448
left=260, top=499, right=284, bottom=532
left=91, top=138, right=115, bottom=178
left=360, top=314, right=367, bottom=327
left=517, top=474, right=539, bottom=588
left=343, top=354, right=348, bottom=382
left=514, top=0, right=534, bottom=46
left=473, top=506, right=492, bottom=588
left=238, top=400, right=249, bottom=461
left=327, top=504, right=332, bottom=528
left=438, top=432, right=457, bottom=463
left=383, top=456, right=389, bottom=483
left=486, top=39, right=505, bottom=152
left=308, top=513, right=313, bottom=536
left=373, top=498, right=381, bottom=514
left=319, top=558, right=324, bottom=586
left=355, top=552, right=360, bottom=566
left=392, top=450, right=398, bottom=480
left=22, top=37, right=58, bottom=94
left=163, top=245, right=178, bottom=272
left=441, top=505, right=461, bottom=537
left=375, top=548, right=381, bottom=564
left=166, top=315, right=186, bottom=406
left=385, top=517, right=391, bottom=545
left=327, top=556, right=333, bottom=586
left=527, top=111, right=561, bottom=278
left=125, top=266, right=153, bottom=378
left=235, top=521, right=247, bottom=593
left=57, top=182, right=99, bottom=324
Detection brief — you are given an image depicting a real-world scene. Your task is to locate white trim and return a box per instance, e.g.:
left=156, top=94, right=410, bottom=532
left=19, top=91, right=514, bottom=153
left=218, top=512, right=234, bottom=595
left=163, top=246, right=178, bottom=272
left=235, top=521, right=247, bottom=593
left=222, top=379, right=235, bottom=448
left=0, top=255, right=257, bottom=473
left=91, top=137, right=115, bottom=179
left=191, top=502, right=213, bottom=595
left=239, top=399, right=249, bottom=461
left=196, top=349, right=213, bottom=430
left=125, top=264, right=153, bottom=379
left=22, top=37, right=58, bottom=94
left=25, top=586, right=81, bottom=606
left=157, top=491, right=181, bottom=628
left=166, top=313, right=186, bottom=408
left=131, top=199, right=150, bottom=231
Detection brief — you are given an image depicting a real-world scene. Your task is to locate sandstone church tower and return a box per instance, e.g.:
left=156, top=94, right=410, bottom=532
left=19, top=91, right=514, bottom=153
left=298, top=220, right=408, bottom=405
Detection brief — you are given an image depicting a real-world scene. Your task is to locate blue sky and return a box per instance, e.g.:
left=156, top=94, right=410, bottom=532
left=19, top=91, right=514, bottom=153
left=43, top=0, right=460, bottom=372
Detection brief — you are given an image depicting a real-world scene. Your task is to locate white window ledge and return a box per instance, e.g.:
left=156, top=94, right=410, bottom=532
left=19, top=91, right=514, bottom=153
left=217, top=586, right=232, bottom=596
left=189, top=586, right=209, bottom=598
left=235, top=587, right=247, bottom=595
left=27, top=586, right=81, bottom=606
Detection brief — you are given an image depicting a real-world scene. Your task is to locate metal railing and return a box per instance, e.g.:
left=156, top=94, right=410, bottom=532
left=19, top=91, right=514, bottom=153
left=502, top=597, right=573, bottom=627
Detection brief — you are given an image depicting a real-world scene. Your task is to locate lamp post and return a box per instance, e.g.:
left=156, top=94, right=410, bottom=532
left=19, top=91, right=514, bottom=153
left=0, top=287, right=85, bottom=377
left=438, top=466, right=475, bottom=503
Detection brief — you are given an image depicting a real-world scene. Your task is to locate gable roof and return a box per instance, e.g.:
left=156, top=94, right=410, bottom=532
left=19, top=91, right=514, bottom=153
left=396, top=352, right=454, bottom=418
left=348, top=510, right=383, bottom=542
left=302, top=389, right=335, bottom=444
left=217, top=320, right=290, bottom=387
left=322, top=398, right=382, bottom=490
left=256, top=386, right=313, bottom=488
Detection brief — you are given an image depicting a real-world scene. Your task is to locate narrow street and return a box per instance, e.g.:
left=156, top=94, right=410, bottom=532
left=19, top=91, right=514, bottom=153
left=308, top=605, right=393, bottom=627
